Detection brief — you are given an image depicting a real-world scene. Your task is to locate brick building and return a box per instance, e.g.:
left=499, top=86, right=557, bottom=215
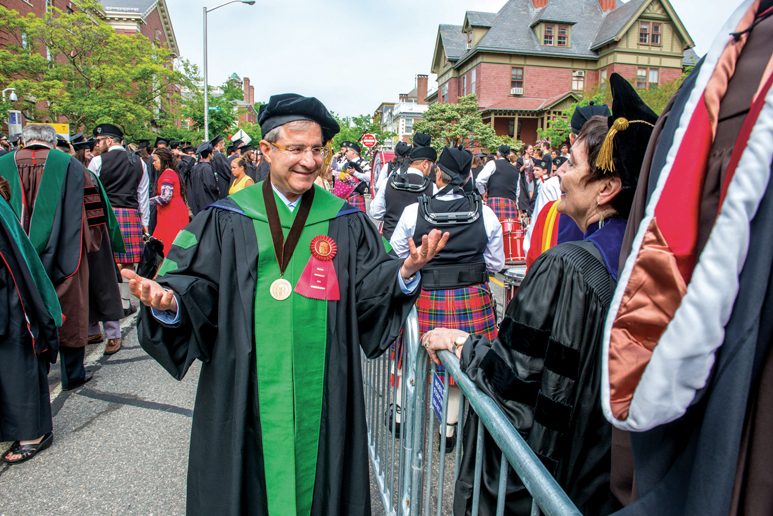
left=430, top=0, right=696, bottom=144
left=1, top=0, right=179, bottom=134
left=377, top=74, right=430, bottom=145
left=236, top=76, right=257, bottom=124
left=98, top=0, right=179, bottom=58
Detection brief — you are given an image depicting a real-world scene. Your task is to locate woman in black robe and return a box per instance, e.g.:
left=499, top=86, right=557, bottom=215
left=0, top=177, right=62, bottom=464
left=422, top=74, right=657, bottom=515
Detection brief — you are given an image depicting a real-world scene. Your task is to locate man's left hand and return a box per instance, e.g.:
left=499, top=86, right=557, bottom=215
left=400, top=229, right=450, bottom=280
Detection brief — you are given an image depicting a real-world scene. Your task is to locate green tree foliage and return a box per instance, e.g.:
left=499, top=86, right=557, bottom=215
left=331, top=113, right=394, bottom=154
left=538, top=73, right=689, bottom=146
left=179, top=64, right=244, bottom=141
left=413, top=94, right=513, bottom=153
left=0, top=1, right=185, bottom=139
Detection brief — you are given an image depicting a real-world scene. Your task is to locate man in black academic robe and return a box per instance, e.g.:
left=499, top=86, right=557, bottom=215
left=123, top=93, right=448, bottom=515
left=210, top=136, right=231, bottom=199
left=187, top=143, right=220, bottom=216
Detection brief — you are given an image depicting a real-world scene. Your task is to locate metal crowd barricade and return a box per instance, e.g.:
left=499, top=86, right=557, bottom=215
left=362, top=308, right=581, bottom=516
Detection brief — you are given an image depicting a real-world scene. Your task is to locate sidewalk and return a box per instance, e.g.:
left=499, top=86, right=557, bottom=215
left=0, top=313, right=386, bottom=515
left=0, top=315, right=194, bottom=514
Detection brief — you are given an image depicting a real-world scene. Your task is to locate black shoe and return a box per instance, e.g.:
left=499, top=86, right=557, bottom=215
left=438, top=425, right=457, bottom=454
left=386, top=404, right=402, bottom=436
left=62, top=371, right=93, bottom=391
left=123, top=304, right=137, bottom=317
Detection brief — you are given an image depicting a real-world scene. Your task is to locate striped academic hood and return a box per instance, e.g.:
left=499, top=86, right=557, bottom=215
left=601, top=0, right=773, bottom=432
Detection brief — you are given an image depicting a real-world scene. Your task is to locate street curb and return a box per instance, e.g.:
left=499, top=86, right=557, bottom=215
left=48, top=312, right=139, bottom=402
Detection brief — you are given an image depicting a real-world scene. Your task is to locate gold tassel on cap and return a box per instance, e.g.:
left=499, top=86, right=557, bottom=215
left=595, top=117, right=655, bottom=174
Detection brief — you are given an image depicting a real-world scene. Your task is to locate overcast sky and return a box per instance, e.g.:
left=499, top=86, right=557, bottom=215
left=166, top=0, right=741, bottom=116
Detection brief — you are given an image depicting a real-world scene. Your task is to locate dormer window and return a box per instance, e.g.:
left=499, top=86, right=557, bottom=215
left=466, top=30, right=473, bottom=49
left=543, top=24, right=570, bottom=47
left=544, top=25, right=554, bottom=46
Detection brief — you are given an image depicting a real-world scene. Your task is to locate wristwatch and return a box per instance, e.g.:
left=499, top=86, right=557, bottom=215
left=454, top=335, right=467, bottom=350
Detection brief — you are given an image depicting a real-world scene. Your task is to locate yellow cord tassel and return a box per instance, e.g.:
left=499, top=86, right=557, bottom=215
left=596, top=117, right=655, bottom=174
left=596, top=117, right=629, bottom=173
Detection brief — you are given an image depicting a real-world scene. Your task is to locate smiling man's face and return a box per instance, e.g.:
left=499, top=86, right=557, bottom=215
left=260, top=121, right=324, bottom=201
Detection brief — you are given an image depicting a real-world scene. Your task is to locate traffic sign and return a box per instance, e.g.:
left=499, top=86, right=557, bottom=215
left=361, top=133, right=377, bottom=148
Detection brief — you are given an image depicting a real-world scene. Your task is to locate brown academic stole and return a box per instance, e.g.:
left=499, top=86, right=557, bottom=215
left=230, top=182, right=344, bottom=515
left=0, top=149, right=71, bottom=253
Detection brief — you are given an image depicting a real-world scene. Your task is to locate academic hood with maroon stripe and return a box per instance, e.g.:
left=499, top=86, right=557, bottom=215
left=602, top=0, right=773, bottom=432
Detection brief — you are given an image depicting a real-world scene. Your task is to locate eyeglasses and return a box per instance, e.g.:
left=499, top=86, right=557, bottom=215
left=269, top=141, right=330, bottom=159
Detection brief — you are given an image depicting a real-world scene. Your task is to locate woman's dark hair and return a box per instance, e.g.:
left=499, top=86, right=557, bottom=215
left=0, top=176, right=9, bottom=201
left=153, top=147, right=175, bottom=172
left=472, top=155, right=482, bottom=168
left=575, top=115, right=634, bottom=217
left=75, top=148, right=90, bottom=168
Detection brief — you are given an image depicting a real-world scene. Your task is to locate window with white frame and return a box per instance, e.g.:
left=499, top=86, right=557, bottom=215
left=462, top=73, right=467, bottom=96
left=471, top=68, right=477, bottom=94
left=572, top=70, right=585, bottom=91
left=511, top=67, right=524, bottom=95
left=636, top=67, right=660, bottom=89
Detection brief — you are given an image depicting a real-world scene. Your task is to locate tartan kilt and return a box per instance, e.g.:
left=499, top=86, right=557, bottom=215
left=348, top=193, right=367, bottom=213
left=417, top=283, right=497, bottom=384
left=487, top=197, right=518, bottom=222
left=113, top=207, right=144, bottom=264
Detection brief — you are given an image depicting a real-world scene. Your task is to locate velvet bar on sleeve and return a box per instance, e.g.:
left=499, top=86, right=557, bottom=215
left=454, top=241, right=619, bottom=516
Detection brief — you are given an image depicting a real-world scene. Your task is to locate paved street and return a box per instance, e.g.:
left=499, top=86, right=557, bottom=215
left=0, top=313, right=386, bottom=515
left=0, top=314, right=194, bottom=514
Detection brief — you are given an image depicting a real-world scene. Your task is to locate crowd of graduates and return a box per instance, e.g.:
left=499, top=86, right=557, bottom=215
left=0, top=3, right=771, bottom=514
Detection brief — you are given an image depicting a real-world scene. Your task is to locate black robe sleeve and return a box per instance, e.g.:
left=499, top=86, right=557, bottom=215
left=137, top=208, right=226, bottom=380
left=454, top=242, right=619, bottom=516
left=334, top=210, right=420, bottom=359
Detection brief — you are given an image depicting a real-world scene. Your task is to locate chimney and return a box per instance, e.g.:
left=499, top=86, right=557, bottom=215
left=416, top=74, right=428, bottom=105
left=598, top=0, right=615, bottom=11
left=243, top=77, right=251, bottom=102
left=249, top=85, right=255, bottom=105
left=399, top=93, right=408, bottom=102
left=532, top=0, right=548, bottom=8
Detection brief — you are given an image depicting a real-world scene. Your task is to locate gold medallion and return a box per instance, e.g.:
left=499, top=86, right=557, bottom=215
left=270, top=278, right=293, bottom=301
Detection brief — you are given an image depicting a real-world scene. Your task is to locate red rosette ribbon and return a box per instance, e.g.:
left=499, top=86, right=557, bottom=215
left=294, top=235, right=341, bottom=301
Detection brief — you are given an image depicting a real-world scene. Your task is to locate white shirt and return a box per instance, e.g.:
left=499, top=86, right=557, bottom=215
left=524, top=175, right=562, bottom=253
left=369, top=167, right=429, bottom=221
left=390, top=190, right=505, bottom=273
left=89, top=145, right=150, bottom=227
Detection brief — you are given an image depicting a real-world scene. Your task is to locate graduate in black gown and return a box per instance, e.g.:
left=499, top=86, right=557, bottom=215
left=187, top=143, right=220, bottom=216
left=0, top=177, right=62, bottom=464
left=122, top=93, right=449, bottom=515
left=422, top=74, right=657, bottom=515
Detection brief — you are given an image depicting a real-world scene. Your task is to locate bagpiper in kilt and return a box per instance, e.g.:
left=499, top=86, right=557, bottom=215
left=390, top=146, right=505, bottom=449
left=486, top=196, right=519, bottom=222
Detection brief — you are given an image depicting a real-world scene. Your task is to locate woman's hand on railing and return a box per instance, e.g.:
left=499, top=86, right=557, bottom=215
left=422, top=328, right=469, bottom=366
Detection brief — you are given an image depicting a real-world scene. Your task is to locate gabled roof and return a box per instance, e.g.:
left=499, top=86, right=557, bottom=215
left=436, top=0, right=694, bottom=73
left=591, top=0, right=694, bottom=50
left=464, top=11, right=496, bottom=28
left=480, top=90, right=581, bottom=113
left=438, top=24, right=466, bottom=61
left=470, top=0, right=608, bottom=61
left=592, top=0, right=646, bottom=48
left=683, top=47, right=700, bottom=67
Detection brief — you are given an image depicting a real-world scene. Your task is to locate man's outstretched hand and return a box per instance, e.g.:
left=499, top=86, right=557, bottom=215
left=120, top=269, right=178, bottom=313
left=400, top=228, right=451, bottom=280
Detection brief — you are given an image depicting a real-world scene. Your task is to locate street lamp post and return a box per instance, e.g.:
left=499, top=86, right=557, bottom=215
left=2, top=88, right=18, bottom=102
left=203, top=0, right=256, bottom=142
